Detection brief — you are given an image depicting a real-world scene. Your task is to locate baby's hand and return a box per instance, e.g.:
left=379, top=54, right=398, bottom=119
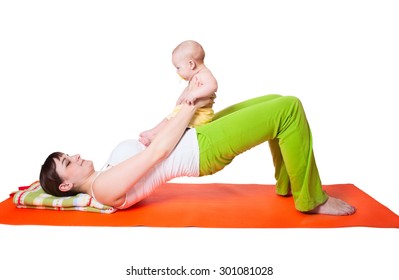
left=193, top=76, right=203, bottom=88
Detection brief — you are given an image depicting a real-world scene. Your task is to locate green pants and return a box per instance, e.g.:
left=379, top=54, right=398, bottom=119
left=195, top=94, right=328, bottom=211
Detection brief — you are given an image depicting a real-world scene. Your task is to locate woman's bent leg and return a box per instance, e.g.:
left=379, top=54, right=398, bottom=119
left=213, top=94, right=290, bottom=194
left=213, top=94, right=291, bottom=196
left=268, top=138, right=291, bottom=196
left=196, top=95, right=328, bottom=212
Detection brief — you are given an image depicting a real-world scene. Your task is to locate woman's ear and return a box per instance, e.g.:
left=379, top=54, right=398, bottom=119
left=59, top=182, right=74, bottom=192
left=188, top=59, right=196, bottom=70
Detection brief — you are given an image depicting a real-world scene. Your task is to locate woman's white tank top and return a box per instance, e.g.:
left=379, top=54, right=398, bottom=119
left=103, top=129, right=199, bottom=209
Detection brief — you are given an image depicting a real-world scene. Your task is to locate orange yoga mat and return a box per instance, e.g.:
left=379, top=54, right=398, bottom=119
left=1, top=183, right=398, bottom=228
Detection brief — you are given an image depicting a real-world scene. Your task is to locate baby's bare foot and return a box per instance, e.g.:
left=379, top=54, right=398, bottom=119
left=306, top=196, right=356, bottom=216
left=139, top=130, right=156, bottom=146
left=139, top=136, right=151, bottom=146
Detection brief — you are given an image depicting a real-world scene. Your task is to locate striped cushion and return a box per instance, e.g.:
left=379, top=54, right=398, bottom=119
left=13, top=181, right=116, bottom=214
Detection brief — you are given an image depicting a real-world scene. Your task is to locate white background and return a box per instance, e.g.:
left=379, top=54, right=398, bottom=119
left=1, top=0, right=398, bottom=279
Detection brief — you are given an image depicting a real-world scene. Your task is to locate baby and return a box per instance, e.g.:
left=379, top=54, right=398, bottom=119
left=139, top=40, right=218, bottom=146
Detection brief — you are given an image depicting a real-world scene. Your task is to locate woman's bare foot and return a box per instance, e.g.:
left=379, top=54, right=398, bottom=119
left=306, top=196, right=356, bottom=216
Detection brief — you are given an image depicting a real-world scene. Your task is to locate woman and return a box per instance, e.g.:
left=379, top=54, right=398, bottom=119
left=39, top=94, right=355, bottom=215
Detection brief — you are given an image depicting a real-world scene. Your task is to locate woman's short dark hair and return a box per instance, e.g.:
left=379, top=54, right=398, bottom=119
left=39, top=152, right=79, bottom=197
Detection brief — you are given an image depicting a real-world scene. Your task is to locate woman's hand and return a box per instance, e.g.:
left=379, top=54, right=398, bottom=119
left=194, top=97, right=213, bottom=109
left=176, top=87, right=190, bottom=105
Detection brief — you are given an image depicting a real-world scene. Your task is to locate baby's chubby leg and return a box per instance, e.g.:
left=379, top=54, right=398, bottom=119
left=138, top=118, right=170, bottom=146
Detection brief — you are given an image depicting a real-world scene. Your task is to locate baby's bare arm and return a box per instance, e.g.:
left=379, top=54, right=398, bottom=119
left=185, top=70, right=218, bottom=105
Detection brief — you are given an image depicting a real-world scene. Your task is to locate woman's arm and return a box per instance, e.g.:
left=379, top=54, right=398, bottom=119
left=93, top=101, right=208, bottom=206
left=176, top=86, right=190, bottom=105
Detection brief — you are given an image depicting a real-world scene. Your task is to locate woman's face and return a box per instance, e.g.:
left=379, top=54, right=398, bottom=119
left=54, top=153, right=94, bottom=187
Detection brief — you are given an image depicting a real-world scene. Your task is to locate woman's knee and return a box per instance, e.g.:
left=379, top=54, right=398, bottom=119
left=281, top=96, right=304, bottom=112
left=283, top=95, right=301, bottom=105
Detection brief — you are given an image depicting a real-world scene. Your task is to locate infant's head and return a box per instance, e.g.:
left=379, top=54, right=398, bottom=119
left=173, top=40, right=205, bottom=64
left=172, top=40, right=205, bottom=81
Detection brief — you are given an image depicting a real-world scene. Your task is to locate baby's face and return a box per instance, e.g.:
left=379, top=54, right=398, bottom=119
left=172, top=52, right=192, bottom=81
